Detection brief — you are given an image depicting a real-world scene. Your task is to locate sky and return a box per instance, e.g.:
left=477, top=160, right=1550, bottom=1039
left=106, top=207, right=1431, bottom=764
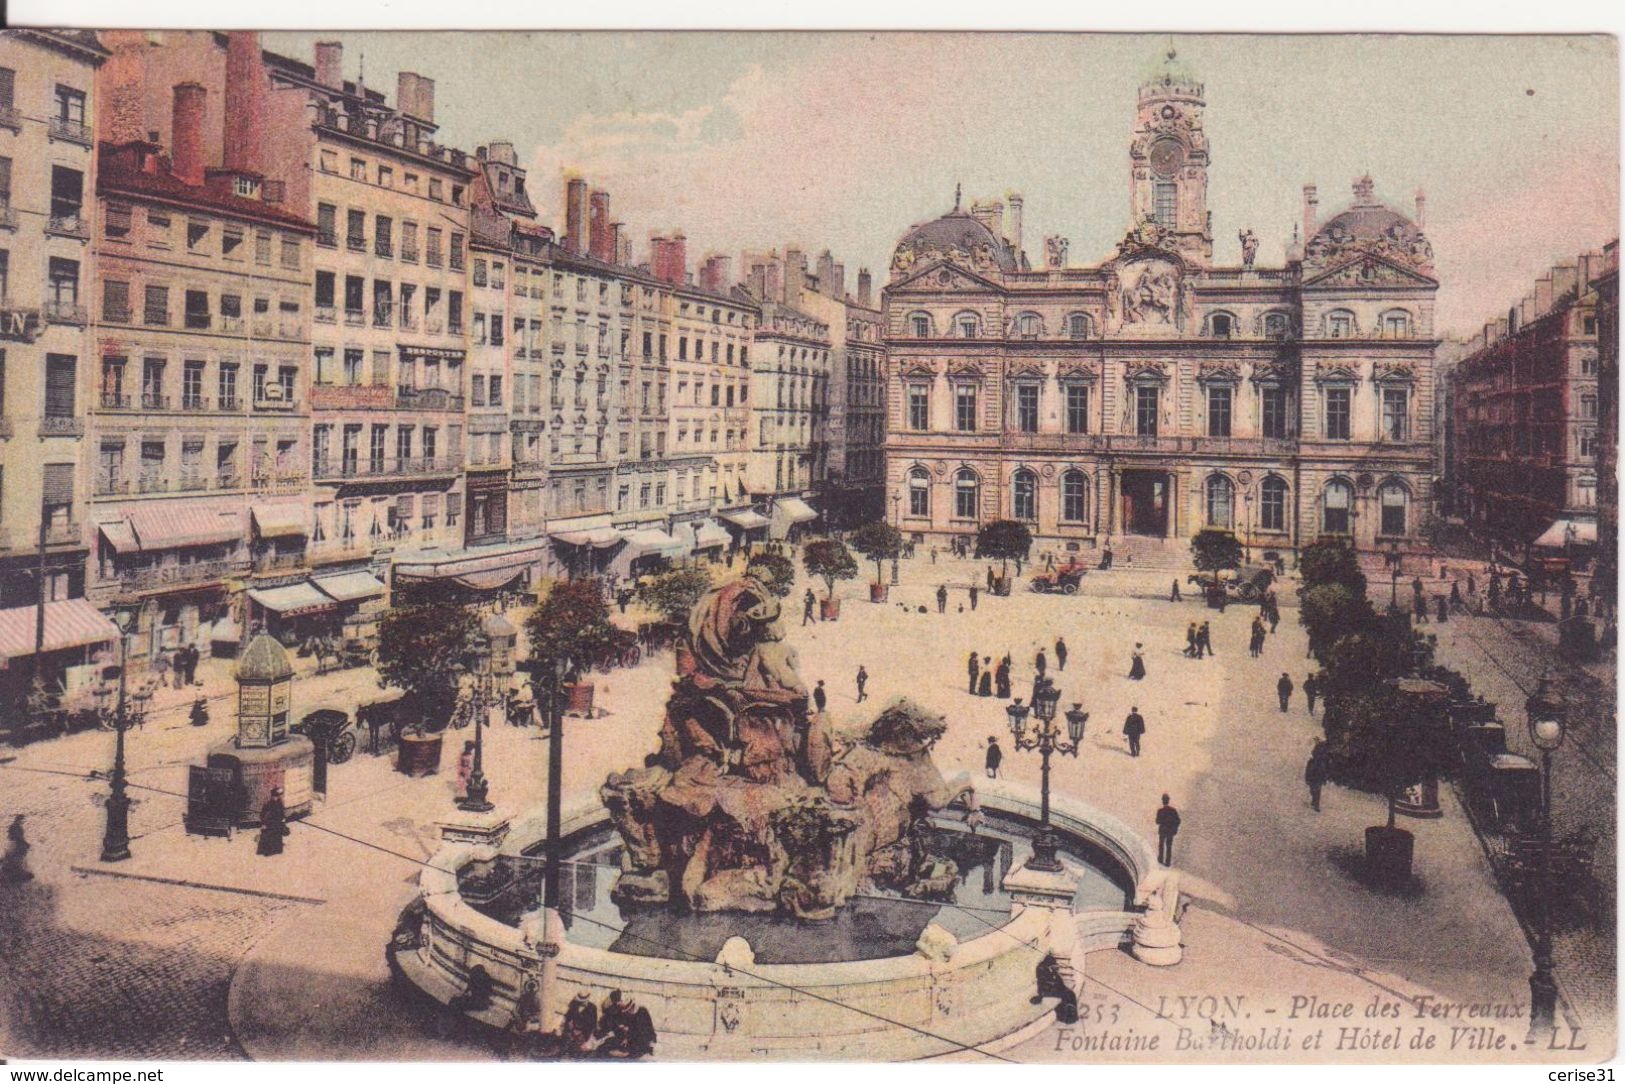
left=264, top=31, right=1619, bottom=336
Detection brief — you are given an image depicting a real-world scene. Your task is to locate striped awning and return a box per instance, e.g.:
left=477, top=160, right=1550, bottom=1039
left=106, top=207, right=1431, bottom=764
left=0, top=599, right=119, bottom=660
left=392, top=539, right=549, bottom=580
left=720, top=509, right=769, bottom=530
left=774, top=498, right=818, bottom=525
left=312, top=571, right=387, bottom=602
left=550, top=525, right=623, bottom=548
left=127, top=505, right=242, bottom=550
left=252, top=503, right=310, bottom=539
left=248, top=582, right=336, bottom=616
left=98, top=520, right=139, bottom=553
left=690, top=519, right=730, bottom=550
left=622, top=528, right=686, bottom=559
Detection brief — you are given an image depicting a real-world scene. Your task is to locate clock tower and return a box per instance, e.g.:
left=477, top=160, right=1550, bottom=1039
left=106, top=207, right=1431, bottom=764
left=1129, top=53, right=1212, bottom=266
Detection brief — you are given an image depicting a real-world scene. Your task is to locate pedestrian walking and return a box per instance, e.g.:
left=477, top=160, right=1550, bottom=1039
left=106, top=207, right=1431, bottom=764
left=1276, top=672, right=1294, bottom=712
left=969, top=584, right=979, bottom=611
left=154, top=649, right=172, bottom=690
left=1101, top=545, right=1114, bottom=570
left=1305, top=741, right=1329, bottom=812
left=937, top=584, right=948, bottom=614
left=1154, top=794, right=1180, bottom=866
left=1045, top=552, right=1056, bottom=571
left=1467, top=571, right=1477, bottom=597
left=1266, top=595, right=1280, bottom=634
left=987, top=565, right=997, bottom=592
left=931, top=547, right=938, bottom=565
left=1055, top=636, right=1068, bottom=671
left=985, top=736, right=1003, bottom=779
left=813, top=679, right=827, bottom=714
left=1170, top=579, right=1182, bottom=602
left=1035, top=648, right=1048, bottom=678
left=1249, top=619, right=1265, bottom=658
left=994, top=656, right=1012, bottom=700
left=1197, top=622, right=1213, bottom=658
left=1123, top=707, right=1146, bottom=757
left=256, top=788, right=289, bottom=857
left=1304, top=672, right=1319, bottom=714
left=803, top=588, right=816, bottom=627
left=1184, top=622, right=1198, bottom=658
left=978, top=664, right=993, bottom=698
left=855, top=665, right=869, bottom=703
left=1127, top=643, right=1146, bottom=680
left=456, top=740, right=475, bottom=800
left=968, top=652, right=981, bottom=694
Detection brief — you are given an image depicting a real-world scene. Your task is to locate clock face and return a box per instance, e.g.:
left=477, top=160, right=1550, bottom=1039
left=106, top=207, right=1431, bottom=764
left=1149, top=139, right=1185, bottom=177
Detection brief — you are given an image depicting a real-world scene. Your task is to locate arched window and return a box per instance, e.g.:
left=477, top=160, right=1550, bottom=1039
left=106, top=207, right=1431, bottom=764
left=1205, top=474, right=1234, bottom=529
left=1380, top=309, right=1413, bottom=338
left=954, top=311, right=980, bottom=339
left=1067, top=313, right=1092, bottom=340
left=1378, top=481, right=1408, bottom=536
left=907, top=467, right=931, bottom=517
left=1323, top=479, right=1353, bottom=534
left=1260, top=475, right=1288, bottom=532
left=1061, top=471, right=1089, bottom=524
left=954, top=469, right=980, bottom=520
left=1016, top=312, right=1041, bottom=339
left=1325, top=309, right=1356, bottom=339
left=1263, top=312, right=1290, bottom=340
left=1013, top=469, right=1037, bottom=521
left=1209, top=312, right=1236, bottom=339
left=909, top=311, right=932, bottom=338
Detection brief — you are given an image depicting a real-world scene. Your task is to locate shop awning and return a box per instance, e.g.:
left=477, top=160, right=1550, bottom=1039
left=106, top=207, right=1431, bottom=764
left=252, top=503, right=310, bottom=539
left=208, top=616, right=242, bottom=644
left=392, top=539, right=549, bottom=580
left=551, top=525, right=623, bottom=548
left=127, top=505, right=242, bottom=550
left=248, top=582, right=337, bottom=617
left=312, top=571, right=387, bottom=603
left=622, top=528, right=687, bottom=559
left=774, top=498, right=818, bottom=525
left=1532, top=518, right=1598, bottom=548
left=97, top=520, right=139, bottom=553
left=0, top=599, right=119, bottom=660
left=691, top=519, right=731, bottom=550
left=720, top=509, right=769, bottom=531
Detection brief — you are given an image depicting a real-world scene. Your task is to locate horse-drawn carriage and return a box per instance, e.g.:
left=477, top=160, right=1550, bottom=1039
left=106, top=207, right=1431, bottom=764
left=291, top=707, right=362, bottom=763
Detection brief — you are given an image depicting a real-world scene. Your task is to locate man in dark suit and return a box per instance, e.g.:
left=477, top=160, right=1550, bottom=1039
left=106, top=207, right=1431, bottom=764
left=1122, top=707, right=1146, bottom=758
left=1155, top=794, right=1180, bottom=866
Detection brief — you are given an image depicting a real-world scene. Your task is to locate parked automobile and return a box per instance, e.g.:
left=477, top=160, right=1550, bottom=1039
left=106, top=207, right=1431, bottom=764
left=1186, top=564, right=1275, bottom=602
left=1029, top=560, right=1089, bottom=595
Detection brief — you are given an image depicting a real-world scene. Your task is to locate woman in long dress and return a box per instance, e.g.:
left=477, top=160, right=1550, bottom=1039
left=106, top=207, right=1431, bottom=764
left=1128, top=643, right=1147, bottom=681
left=256, top=788, right=288, bottom=856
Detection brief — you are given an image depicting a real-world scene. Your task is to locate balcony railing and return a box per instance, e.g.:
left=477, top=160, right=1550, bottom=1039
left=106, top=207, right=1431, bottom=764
left=450, top=253, right=465, bottom=271
left=102, top=306, right=131, bottom=324
left=46, top=213, right=89, bottom=239
left=317, top=231, right=337, bottom=248
left=253, top=391, right=299, bottom=411
left=395, top=386, right=464, bottom=411
left=218, top=397, right=241, bottom=412
left=144, top=310, right=169, bottom=327
left=401, top=245, right=419, bottom=264
left=95, top=478, right=130, bottom=496
left=45, top=300, right=87, bottom=325
left=220, top=316, right=244, bottom=334
left=426, top=252, right=443, bottom=269
left=314, top=305, right=337, bottom=325
left=373, top=302, right=394, bottom=328
left=312, top=454, right=462, bottom=481
left=100, top=392, right=131, bottom=410
left=344, top=308, right=365, bottom=327
left=376, top=240, right=394, bottom=258
left=39, top=415, right=84, bottom=437
left=181, top=395, right=210, bottom=412
left=184, top=313, right=211, bottom=330
left=140, top=393, right=170, bottom=410
left=254, top=551, right=308, bottom=573
left=115, top=557, right=248, bottom=593
left=49, top=116, right=93, bottom=146
left=216, top=471, right=241, bottom=489
left=137, top=475, right=169, bottom=494
left=346, top=235, right=366, bottom=253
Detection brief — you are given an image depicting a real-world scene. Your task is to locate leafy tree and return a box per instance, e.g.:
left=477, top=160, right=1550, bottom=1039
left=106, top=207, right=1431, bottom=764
left=1299, top=583, right=1373, bottom=661
left=1190, top=528, right=1243, bottom=587
left=848, top=520, right=903, bottom=585
left=377, top=601, right=481, bottom=730
left=975, top=520, right=1033, bottom=576
left=524, top=578, right=620, bottom=680
left=635, top=567, right=714, bottom=625
left=746, top=552, right=796, bottom=598
left=1300, top=539, right=1367, bottom=597
left=1321, top=687, right=1453, bottom=827
left=1319, top=629, right=1408, bottom=700
left=802, top=539, right=859, bottom=601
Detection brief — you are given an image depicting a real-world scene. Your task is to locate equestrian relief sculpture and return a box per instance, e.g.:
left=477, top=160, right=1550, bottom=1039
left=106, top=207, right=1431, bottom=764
left=601, top=574, right=976, bottom=919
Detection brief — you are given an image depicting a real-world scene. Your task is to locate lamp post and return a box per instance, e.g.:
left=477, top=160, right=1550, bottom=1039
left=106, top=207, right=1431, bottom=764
left=542, top=655, right=570, bottom=911
left=459, top=636, right=494, bottom=813
left=1526, top=673, right=1566, bottom=1042
left=890, top=493, right=902, bottom=585
left=1007, top=677, right=1086, bottom=872
left=1389, top=567, right=1403, bottom=616
left=1242, top=488, right=1253, bottom=563
left=100, top=609, right=135, bottom=863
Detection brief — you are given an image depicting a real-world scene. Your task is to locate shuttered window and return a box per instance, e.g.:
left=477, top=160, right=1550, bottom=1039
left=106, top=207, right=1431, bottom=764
left=44, top=355, right=75, bottom=417
left=42, top=462, right=75, bottom=503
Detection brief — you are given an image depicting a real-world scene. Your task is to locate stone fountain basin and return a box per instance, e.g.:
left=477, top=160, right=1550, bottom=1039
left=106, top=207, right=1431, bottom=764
left=397, top=780, right=1155, bottom=1061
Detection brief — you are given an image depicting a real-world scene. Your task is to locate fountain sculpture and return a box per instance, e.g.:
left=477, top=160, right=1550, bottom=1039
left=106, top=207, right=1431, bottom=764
left=601, top=574, right=974, bottom=919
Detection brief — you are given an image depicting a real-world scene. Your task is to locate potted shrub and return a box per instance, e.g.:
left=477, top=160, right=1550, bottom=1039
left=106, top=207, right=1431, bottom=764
left=635, top=567, right=712, bottom=672
left=848, top=521, right=902, bottom=603
left=803, top=539, right=858, bottom=620
left=1191, top=528, right=1244, bottom=609
left=525, top=578, right=620, bottom=719
left=975, top=520, right=1032, bottom=596
left=745, top=552, right=796, bottom=598
left=377, top=600, right=480, bottom=775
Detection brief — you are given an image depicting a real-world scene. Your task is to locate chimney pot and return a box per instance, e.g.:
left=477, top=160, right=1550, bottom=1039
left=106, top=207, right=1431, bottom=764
left=171, top=82, right=207, bottom=186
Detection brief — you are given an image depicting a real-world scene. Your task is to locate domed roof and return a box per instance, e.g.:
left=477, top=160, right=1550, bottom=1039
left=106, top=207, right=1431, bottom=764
left=237, top=632, right=293, bottom=682
left=891, top=209, right=1018, bottom=277
left=1305, top=175, right=1434, bottom=275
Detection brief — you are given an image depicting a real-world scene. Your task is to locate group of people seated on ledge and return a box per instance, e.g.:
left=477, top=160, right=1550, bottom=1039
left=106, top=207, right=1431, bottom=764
left=451, top=965, right=656, bottom=1059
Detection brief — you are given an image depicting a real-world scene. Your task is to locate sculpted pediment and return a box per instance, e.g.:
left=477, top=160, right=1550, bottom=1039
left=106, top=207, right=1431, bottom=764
left=1006, top=362, right=1046, bottom=381
left=1057, top=360, right=1098, bottom=383
left=1304, top=253, right=1437, bottom=289
left=889, top=259, right=1003, bottom=294
left=1197, top=360, right=1242, bottom=383
left=1314, top=361, right=1361, bottom=384
left=1250, top=360, right=1300, bottom=385
left=899, top=361, right=940, bottom=380
left=1123, top=359, right=1171, bottom=384
left=1374, top=361, right=1418, bottom=384
left=947, top=360, right=988, bottom=380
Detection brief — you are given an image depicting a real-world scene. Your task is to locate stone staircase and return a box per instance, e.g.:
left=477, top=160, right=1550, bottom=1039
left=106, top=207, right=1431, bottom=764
left=1098, top=535, right=1191, bottom=572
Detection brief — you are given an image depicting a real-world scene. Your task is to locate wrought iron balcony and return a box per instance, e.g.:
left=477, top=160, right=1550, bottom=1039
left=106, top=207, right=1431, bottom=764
left=140, top=393, right=170, bottom=410
left=39, top=416, right=84, bottom=437
left=181, top=395, right=210, bottom=412
left=314, top=305, right=337, bottom=325
left=116, top=557, right=248, bottom=592
left=375, top=239, right=393, bottom=259
left=401, top=246, right=419, bottom=264
left=346, top=235, right=366, bottom=253
left=373, top=302, right=394, bottom=328
left=312, top=454, right=463, bottom=481
left=49, top=116, right=93, bottom=146
left=45, top=300, right=87, bottom=325
left=102, top=306, right=131, bottom=324
left=218, top=398, right=241, bottom=413
left=100, top=392, right=132, bottom=410
left=394, top=386, right=464, bottom=411
left=344, top=308, right=366, bottom=327
left=46, top=213, right=89, bottom=239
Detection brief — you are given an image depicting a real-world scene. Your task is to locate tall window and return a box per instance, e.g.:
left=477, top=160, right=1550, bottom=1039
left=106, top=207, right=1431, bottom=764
left=1379, top=482, right=1407, bottom=537
left=1381, top=386, right=1409, bottom=441
left=1323, top=480, right=1352, bottom=534
left=1205, top=474, right=1234, bottom=528
left=957, top=313, right=979, bottom=339
left=44, top=355, right=76, bottom=417
left=1135, top=385, right=1160, bottom=436
left=1263, top=312, right=1289, bottom=340
left=1382, top=310, right=1412, bottom=338
left=1324, top=387, right=1351, bottom=440
left=1326, top=311, right=1354, bottom=338
left=1068, top=313, right=1091, bottom=340
left=1062, top=471, right=1088, bottom=524
left=1260, top=476, right=1287, bottom=532
left=1016, top=384, right=1039, bottom=433
left=1261, top=386, right=1291, bottom=439
left=908, top=468, right=930, bottom=517
left=1206, top=385, right=1232, bottom=437
left=954, top=384, right=977, bottom=432
left=1065, top=384, right=1089, bottom=434
left=1154, top=182, right=1177, bottom=227
left=954, top=469, right=979, bottom=520
left=907, top=383, right=930, bottom=430
left=910, top=312, right=931, bottom=338
left=1013, top=470, right=1037, bottom=521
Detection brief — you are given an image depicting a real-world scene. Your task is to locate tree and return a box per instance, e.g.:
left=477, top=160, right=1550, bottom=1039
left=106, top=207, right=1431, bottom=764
left=1299, top=583, right=1374, bottom=661
left=1300, top=539, right=1367, bottom=597
left=802, top=539, right=859, bottom=601
left=975, top=520, right=1033, bottom=576
left=377, top=601, right=481, bottom=730
left=635, top=567, right=714, bottom=626
left=1321, top=686, right=1453, bottom=827
left=848, top=521, right=903, bottom=585
left=746, top=552, right=796, bottom=598
left=1190, top=528, right=1244, bottom=587
left=524, top=578, right=620, bottom=679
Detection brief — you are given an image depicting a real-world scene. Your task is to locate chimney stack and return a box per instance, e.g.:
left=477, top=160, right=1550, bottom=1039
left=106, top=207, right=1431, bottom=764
left=785, top=248, right=806, bottom=305
left=564, top=178, right=589, bottom=255
left=610, top=222, right=628, bottom=265
left=171, top=82, right=207, bottom=186
left=1414, top=188, right=1427, bottom=230
left=397, top=72, right=435, bottom=124
left=831, top=262, right=845, bottom=299
left=1535, top=273, right=1554, bottom=317
left=763, top=259, right=783, bottom=304
left=856, top=268, right=873, bottom=308
left=817, top=250, right=836, bottom=296
left=588, top=190, right=612, bottom=262
left=1007, top=192, right=1024, bottom=256
left=650, top=233, right=688, bottom=286
left=1302, top=185, right=1319, bottom=243
left=700, top=254, right=732, bottom=293
left=223, top=31, right=266, bottom=176
left=314, top=41, right=343, bottom=89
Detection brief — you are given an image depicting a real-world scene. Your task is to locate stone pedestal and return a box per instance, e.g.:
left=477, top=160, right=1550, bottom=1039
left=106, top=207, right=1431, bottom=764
left=207, top=736, right=315, bottom=826
left=437, top=808, right=512, bottom=847
left=1004, top=859, right=1085, bottom=997
left=1131, top=913, right=1183, bottom=966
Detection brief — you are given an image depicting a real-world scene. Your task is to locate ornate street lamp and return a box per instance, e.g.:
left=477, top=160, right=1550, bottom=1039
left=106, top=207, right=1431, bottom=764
left=459, top=635, right=495, bottom=813
left=1389, top=567, right=1403, bottom=616
left=100, top=609, right=136, bottom=863
left=541, top=655, right=571, bottom=911
left=1526, top=673, right=1566, bottom=1041
left=1008, top=677, right=1086, bottom=872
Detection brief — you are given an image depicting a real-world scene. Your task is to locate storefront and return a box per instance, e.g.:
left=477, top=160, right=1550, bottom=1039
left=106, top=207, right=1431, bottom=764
left=769, top=497, right=819, bottom=541
left=392, top=539, right=549, bottom=604
left=613, top=527, right=689, bottom=580
left=0, top=598, right=119, bottom=704
left=547, top=515, right=624, bottom=580
left=678, top=518, right=731, bottom=563
left=247, top=581, right=339, bottom=648
left=311, top=569, right=389, bottom=647
left=720, top=508, right=769, bottom=552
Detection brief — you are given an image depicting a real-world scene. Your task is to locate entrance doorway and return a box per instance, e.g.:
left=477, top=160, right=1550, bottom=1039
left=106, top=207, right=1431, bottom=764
left=1121, top=471, right=1170, bottom=537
